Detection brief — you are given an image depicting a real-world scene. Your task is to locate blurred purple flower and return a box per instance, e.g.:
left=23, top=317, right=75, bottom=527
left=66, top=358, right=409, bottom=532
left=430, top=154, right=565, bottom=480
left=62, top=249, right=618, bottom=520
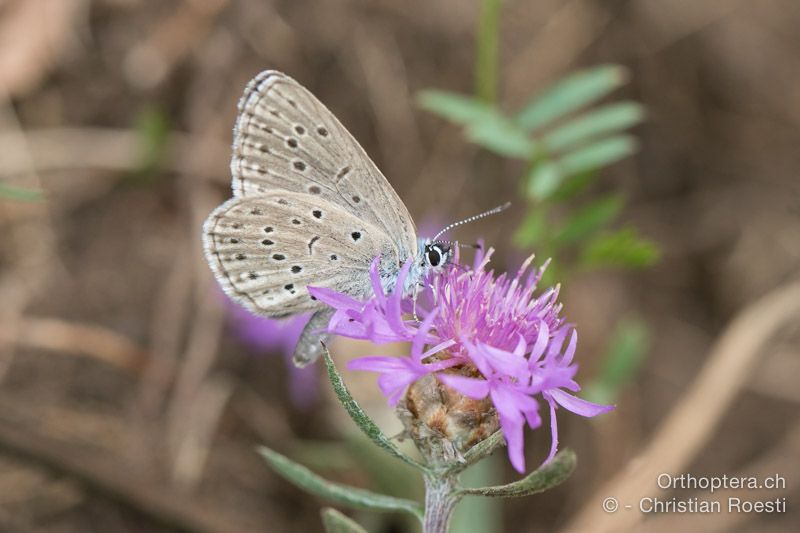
left=227, top=304, right=318, bottom=409
left=309, top=247, right=613, bottom=473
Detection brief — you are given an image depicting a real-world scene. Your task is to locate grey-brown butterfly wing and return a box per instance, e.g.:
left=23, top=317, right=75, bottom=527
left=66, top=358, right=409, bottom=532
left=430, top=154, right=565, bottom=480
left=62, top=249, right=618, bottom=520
left=203, top=192, right=402, bottom=315
left=230, top=70, right=417, bottom=260
left=202, top=191, right=403, bottom=365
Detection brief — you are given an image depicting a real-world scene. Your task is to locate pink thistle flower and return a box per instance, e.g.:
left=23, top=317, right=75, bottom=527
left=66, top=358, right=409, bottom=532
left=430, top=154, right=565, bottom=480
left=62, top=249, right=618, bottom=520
left=309, top=258, right=432, bottom=344
left=348, top=310, right=459, bottom=406
left=310, top=248, right=613, bottom=473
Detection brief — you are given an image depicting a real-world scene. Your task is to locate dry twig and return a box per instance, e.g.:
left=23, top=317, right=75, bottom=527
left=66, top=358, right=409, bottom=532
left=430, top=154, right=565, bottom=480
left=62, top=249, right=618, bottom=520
left=0, top=317, right=148, bottom=372
left=0, top=127, right=229, bottom=180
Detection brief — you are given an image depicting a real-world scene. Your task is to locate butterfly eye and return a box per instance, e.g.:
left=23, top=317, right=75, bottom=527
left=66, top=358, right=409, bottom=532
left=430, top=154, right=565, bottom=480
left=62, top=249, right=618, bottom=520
left=426, top=245, right=442, bottom=267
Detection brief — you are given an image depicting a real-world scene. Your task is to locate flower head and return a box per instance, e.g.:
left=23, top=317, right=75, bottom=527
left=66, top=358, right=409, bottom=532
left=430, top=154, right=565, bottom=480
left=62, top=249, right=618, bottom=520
left=309, top=257, right=427, bottom=344
left=310, top=249, right=613, bottom=473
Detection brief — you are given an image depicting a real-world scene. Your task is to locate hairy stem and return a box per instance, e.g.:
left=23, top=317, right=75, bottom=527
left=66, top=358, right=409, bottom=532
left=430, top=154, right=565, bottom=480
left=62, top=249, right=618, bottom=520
left=475, top=0, right=503, bottom=103
left=423, top=474, right=461, bottom=533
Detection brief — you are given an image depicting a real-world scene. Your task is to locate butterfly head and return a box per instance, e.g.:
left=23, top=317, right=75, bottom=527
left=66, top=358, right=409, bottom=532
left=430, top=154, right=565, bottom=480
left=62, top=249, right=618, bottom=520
left=422, top=241, right=453, bottom=271
left=401, top=239, right=453, bottom=296
left=419, top=202, right=511, bottom=273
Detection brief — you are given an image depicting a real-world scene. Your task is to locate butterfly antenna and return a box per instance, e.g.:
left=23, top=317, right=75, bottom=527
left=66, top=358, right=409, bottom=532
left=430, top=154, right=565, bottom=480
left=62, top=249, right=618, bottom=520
left=431, top=202, right=511, bottom=242
left=436, top=240, right=481, bottom=249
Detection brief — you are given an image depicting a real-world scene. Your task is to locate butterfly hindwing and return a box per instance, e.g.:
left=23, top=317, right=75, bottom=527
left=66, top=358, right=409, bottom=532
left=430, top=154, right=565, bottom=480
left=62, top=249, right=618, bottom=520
left=202, top=191, right=402, bottom=317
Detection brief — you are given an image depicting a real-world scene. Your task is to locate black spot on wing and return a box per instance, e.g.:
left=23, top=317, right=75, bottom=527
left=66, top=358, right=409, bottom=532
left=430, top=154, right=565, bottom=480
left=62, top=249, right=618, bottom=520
left=336, top=166, right=351, bottom=182
left=308, top=236, right=320, bottom=254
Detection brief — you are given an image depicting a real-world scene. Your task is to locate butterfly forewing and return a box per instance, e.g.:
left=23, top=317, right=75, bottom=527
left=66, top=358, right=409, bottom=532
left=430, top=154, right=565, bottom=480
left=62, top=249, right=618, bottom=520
left=203, top=192, right=401, bottom=317
left=231, top=70, right=417, bottom=260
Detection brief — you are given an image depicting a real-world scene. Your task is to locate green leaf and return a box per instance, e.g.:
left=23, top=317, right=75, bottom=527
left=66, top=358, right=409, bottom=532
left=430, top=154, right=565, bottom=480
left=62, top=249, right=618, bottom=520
left=553, top=195, right=624, bottom=247
left=526, top=127, right=638, bottom=203
left=417, top=90, right=498, bottom=126
left=258, top=446, right=424, bottom=520
left=543, top=102, right=644, bottom=153
left=584, top=318, right=650, bottom=404
left=0, top=183, right=44, bottom=201
left=321, top=508, right=369, bottom=533
left=322, top=349, right=428, bottom=472
left=580, top=227, right=661, bottom=269
left=290, top=440, right=359, bottom=471
left=417, top=90, right=536, bottom=158
left=465, top=116, right=535, bottom=159
left=559, top=135, right=638, bottom=176
left=549, top=170, right=597, bottom=202
left=457, top=449, right=576, bottom=498
left=526, top=161, right=562, bottom=200
left=512, top=208, right=548, bottom=248
left=517, top=65, right=629, bottom=132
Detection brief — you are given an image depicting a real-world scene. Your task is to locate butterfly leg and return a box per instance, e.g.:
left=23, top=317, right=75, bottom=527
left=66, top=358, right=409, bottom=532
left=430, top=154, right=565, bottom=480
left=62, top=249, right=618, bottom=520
left=292, top=307, right=334, bottom=367
left=411, top=282, right=421, bottom=322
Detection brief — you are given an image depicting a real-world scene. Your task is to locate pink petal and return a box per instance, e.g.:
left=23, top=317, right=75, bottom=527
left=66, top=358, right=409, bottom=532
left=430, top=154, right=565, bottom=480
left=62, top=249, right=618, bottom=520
left=510, top=389, right=541, bottom=429
left=491, top=389, right=526, bottom=473
left=529, top=321, right=550, bottom=362
left=478, top=342, right=529, bottom=377
left=460, top=340, right=493, bottom=377
left=437, top=374, right=490, bottom=399
left=377, top=371, right=418, bottom=406
left=411, top=308, right=438, bottom=362
left=347, top=356, right=407, bottom=373
left=512, top=334, right=527, bottom=358
left=386, top=259, right=413, bottom=336
left=471, top=239, right=486, bottom=269
left=545, top=328, right=568, bottom=362
left=420, top=338, right=457, bottom=361
left=549, top=388, right=614, bottom=417
left=544, top=395, right=559, bottom=463
left=424, top=357, right=462, bottom=373
left=307, top=286, right=362, bottom=311
left=368, top=256, right=386, bottom=308
left=562, top=330, right=577, bottom=365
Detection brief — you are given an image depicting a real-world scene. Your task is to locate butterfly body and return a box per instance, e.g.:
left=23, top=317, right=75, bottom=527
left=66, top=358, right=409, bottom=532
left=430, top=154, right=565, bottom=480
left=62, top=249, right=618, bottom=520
left=203, top=70, right=450, bottom=365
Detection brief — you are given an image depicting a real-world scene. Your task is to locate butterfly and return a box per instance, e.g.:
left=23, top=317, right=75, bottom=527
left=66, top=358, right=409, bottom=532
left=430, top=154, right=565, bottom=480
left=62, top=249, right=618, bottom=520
left=202, top=70, right=473, bottom=367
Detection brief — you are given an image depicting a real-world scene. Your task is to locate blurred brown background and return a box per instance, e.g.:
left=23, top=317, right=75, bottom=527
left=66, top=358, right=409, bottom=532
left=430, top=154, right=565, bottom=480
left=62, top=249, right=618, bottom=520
left=0, top=0, right=799, bottom=532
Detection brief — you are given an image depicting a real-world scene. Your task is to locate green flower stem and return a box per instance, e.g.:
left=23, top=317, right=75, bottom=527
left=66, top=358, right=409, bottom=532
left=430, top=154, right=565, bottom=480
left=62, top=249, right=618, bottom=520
left=423, top=473, right=461, bottom=533
left=475, top=0, right=503, bottom=103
